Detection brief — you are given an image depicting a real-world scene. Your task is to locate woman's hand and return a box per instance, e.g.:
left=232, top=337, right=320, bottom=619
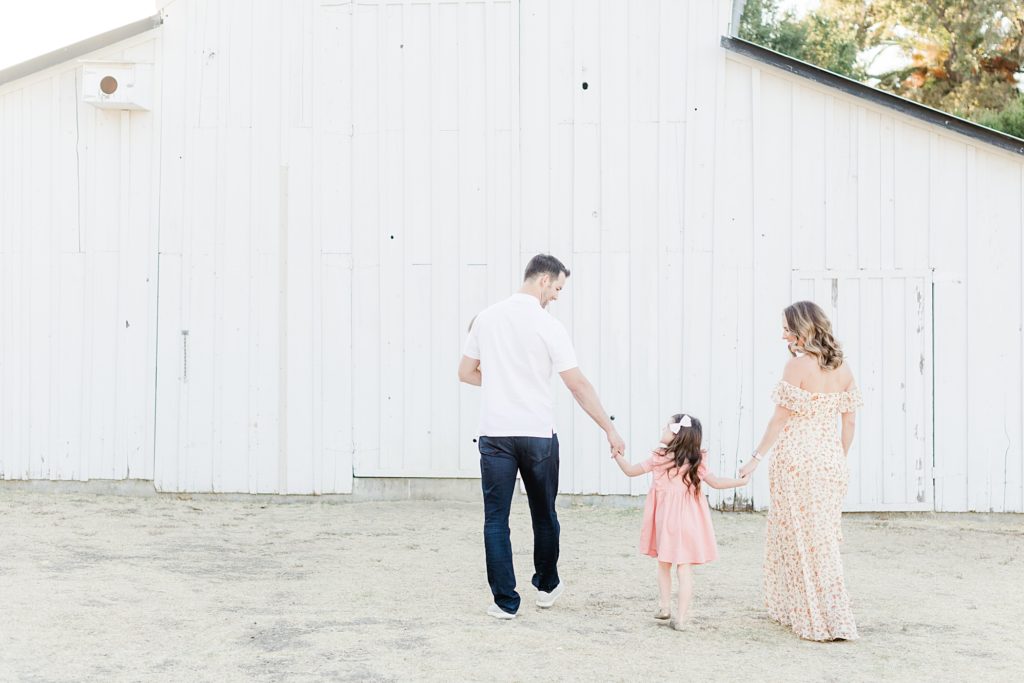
left=738, top=458, right=758, bottom=478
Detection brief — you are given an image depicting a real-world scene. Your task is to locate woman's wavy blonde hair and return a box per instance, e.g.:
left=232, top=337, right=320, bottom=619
left=784, top=301, right=844, bottom=371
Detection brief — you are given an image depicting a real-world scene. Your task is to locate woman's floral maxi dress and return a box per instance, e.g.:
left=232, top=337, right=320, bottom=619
left=764, top=380, right=863, bottom=641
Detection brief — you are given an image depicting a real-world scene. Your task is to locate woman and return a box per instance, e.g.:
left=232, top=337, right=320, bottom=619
left=739, top=301, right=862, bottom=641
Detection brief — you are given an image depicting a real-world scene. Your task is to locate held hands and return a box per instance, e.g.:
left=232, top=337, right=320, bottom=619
left=607, top=429, right=626, bottom=458
left=738, top=458, right=758, bottom=479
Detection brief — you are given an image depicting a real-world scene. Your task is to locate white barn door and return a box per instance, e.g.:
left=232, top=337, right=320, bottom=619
left=792, top=271, right=933, bottom=511
left=152, top=0, right=354, bottom=494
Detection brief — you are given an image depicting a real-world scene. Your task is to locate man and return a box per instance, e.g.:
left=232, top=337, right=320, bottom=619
left=458, top=254, right=625, bottom=619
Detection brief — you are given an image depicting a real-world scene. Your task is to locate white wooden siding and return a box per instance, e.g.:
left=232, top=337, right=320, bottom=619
left=0, top=33, right=161, bottom=483
left=730, top=56, right=1024, bottom=512
left=792, top=271, right=932, bottom=511
left=2, top=0, right=1024, bottom=510
left=152, top=0, right=354, bottom=493
left=344, top=0, right=519, bottom=479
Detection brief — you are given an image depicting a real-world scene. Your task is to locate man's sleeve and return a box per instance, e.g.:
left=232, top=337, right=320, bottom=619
left=545, top=319, right=578, bottom=372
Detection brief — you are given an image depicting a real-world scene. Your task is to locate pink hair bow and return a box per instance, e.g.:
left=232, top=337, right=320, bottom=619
left=669, top=415, right=692, bottom=434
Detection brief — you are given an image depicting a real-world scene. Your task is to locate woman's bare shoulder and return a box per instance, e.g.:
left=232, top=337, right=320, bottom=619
left=836, top=361, right=856, bottom=389
left=782, top=355, right=814, bottom=382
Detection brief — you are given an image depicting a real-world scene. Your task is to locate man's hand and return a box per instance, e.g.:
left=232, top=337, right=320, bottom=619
left=607, top=429, right=625, bottom=458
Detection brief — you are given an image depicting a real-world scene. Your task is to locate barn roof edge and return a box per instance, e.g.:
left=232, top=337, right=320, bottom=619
left=0, top=13, right=164, bottom=88
left=721, top=36, right=1024, bottom=157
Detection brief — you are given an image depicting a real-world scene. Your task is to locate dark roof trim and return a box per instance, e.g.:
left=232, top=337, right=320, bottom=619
left=0, top=13, right=164, bottom=88
left=721, top=35, right=1024, bottom=157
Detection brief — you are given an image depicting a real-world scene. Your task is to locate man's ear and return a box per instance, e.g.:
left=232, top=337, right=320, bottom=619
left=537, top=273, right=550, bottom=288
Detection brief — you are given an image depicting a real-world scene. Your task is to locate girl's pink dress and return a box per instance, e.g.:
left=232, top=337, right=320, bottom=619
left=639, top=450, right=719, bottom=565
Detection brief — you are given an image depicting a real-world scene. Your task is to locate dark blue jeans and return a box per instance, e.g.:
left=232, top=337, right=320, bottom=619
left=479, top=434, right=561, bottom=615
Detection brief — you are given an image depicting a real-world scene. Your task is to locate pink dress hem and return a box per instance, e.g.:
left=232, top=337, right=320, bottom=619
left=638, top=452, right=719, bottom=565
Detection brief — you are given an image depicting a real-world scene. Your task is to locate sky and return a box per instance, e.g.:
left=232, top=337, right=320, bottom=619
left=1, top=0, right=1003, bottom=92
left=0, top=0, right=156, bottom=71
left=0, top=0, right=830, bottom=73
left=779, top=0, right=820, bottom=17
left=0, top=0, right=824, bottom=74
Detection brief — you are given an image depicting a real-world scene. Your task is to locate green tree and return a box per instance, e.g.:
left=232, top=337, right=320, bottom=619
left=739, top=0, right=1024, bottom=139
left=739, top=0, right=864, bottom=79
left=978, top=96, right=1024, bottom=139
left=860, top=0, right=1024, bottom=118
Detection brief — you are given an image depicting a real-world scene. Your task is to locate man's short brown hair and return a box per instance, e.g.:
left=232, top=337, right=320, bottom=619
left=523, top=254, right=570, bottom=281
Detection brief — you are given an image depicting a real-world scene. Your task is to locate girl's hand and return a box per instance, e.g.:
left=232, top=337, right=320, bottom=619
left=738, top=472, right=751, bottom=486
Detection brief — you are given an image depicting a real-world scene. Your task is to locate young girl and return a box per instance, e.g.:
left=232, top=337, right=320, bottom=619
left=614, top=413, right=749, bottom=630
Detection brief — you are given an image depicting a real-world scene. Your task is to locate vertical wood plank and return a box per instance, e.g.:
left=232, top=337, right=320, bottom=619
left=548, top=0, right=576, bottom=491
left=247, top=0, right=283, bottom=492
left=790, top=86, right=826, bottom=270
left=317, top=3, right=353, bottom=255
left=600, top=252, right=630, bottom=494
left=26, top=81, right=53, bottom=479
left=881, top=277, right=906, bottom=505
left=285, top=127, right=316, bottom=493
left=55, top=255, right=87, bottom=479
left=598, top=0, right=628, bottom=256
left=628, top=120, right=660, bottom=496
left=351, top=1, right=382, bottom=476
left=519, top=0, right=551, bottom=254
left=117, top=108, right=156, bottom=480
left=857, top=276, right=884, bottom=507
left=154, top=254, right=183, bottom=491
left=322, top=253, right=353, bottom=492
left=456, top=3, right=490, bottom=474
left=84, top=252, right=121, bottom=479
left=856, top=109, right=882, bottom=270
left=904, top=276, right=930, bottom=505
left=54, top=69, right=81, bottom=254
left=838, top=277, right=863, bottom=507
left=750, top=70, right=793, bottom=509
left=824, top=99, right=858, bottom=270
left=892, top=122, right=930, bottom=271
left=573, top=0, right=600, bottom=252
left=216, top=128, right=253, bottom=491
left=929, top=137, right=967, bottom=511
left=571, top=252, right=601, bottom=493
left=433, top=2, right=462, bottom=474
left=377, top=3, right=406, bottom=475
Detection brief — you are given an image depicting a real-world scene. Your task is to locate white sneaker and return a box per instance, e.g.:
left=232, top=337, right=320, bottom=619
left=536, top=582, right=564, bottom=608
left=487, top=603, right=516, bottom=620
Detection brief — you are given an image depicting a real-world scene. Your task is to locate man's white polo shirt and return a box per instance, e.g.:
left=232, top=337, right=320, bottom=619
left=463, top=293, right=578, bottom=438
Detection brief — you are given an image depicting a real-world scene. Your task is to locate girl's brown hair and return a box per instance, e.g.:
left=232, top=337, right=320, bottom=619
left=664, top=414, right=703, bottom=494
left=784, top=301, right=844, bottom=371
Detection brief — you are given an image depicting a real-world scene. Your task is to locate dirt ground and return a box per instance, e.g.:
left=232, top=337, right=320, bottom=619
left=0, top=489, right=1021, bottom=682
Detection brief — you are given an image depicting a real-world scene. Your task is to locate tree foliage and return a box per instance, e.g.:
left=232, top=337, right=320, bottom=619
left=977, top=95, right=1024, bottom=139
left=740, top=0, right=1024, bottom=139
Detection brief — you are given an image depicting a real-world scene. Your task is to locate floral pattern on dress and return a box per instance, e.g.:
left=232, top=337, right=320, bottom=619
left=764, top=380, right=863, bottom=641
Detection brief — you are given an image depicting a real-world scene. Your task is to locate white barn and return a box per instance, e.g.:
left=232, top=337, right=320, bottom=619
left=1, top=0, right=1022, bottom=512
